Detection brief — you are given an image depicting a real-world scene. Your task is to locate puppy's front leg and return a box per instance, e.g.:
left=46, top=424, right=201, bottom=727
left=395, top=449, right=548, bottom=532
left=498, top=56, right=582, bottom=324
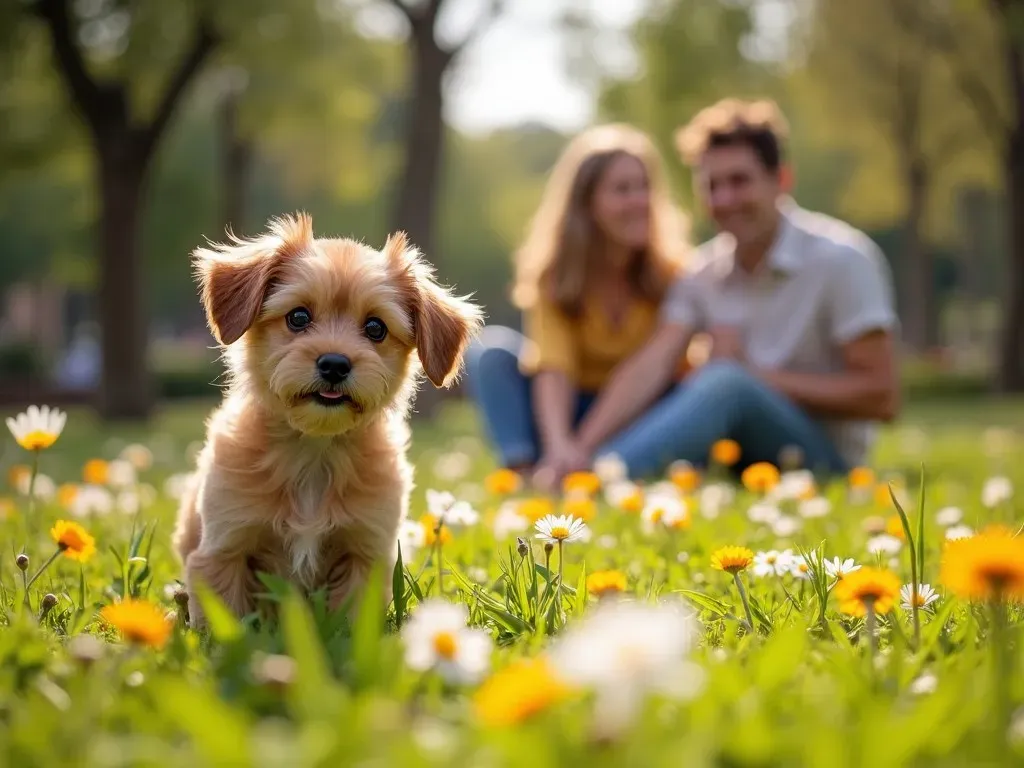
left=325, top=554, right=388, bottom=618
left=185, top=549, right=259, bottom=627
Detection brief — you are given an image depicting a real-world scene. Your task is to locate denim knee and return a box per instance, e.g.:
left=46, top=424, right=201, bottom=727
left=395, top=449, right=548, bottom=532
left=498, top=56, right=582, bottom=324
left=465, top=326, right=524, bottom=385
left=688, top=360, right=757, bottom=395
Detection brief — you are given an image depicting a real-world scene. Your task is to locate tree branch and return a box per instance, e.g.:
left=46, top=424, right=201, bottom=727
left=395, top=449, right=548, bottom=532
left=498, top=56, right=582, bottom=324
left=32, top=0, right=104, bottom=133
left=452, top=0, right=504, bottom=55
left=139, top=18, right=219, bottom=158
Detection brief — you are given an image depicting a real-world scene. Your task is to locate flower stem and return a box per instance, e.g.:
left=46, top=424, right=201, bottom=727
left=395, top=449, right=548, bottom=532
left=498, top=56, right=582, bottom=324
left=865, top=602, right=878, bottom=662
left=910, top=585, right=921, bottom=650
left=557, top=539, right=565, bottom=615
left=434, top=519, right=445, bottom=596
left=26, top=549, right=61, bottom=592
left=732, top=572, right=755, bottom=633
left=26, top=450, right=40, bottom=541
left=991, top=593, right=1011, bottom=742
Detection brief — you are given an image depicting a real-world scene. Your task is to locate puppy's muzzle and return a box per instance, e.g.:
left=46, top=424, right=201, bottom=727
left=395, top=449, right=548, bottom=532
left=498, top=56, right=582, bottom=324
left=317, top=353, right=352, bottom=385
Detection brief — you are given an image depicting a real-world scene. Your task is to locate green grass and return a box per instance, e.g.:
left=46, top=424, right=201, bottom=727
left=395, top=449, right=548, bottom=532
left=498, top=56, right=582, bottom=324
left=0, top=396, right=1022, bottom=766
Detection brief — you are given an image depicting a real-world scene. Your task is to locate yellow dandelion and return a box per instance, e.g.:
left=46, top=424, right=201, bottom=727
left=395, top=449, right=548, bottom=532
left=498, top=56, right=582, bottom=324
left=586, top=570, right=627, bottom=597
left=420, top=514, right=453, bottom=547
left=518, top=497, right=556, bottom=523
left=100, top=599, right=173, bottom=649
left=670, top=464, right=702, bottom=493
left=50, top=520, right=96, bottom=563
left=82, top=459, right=110, bottom=486
left=5, top=405, right=66, bottom=452
left=562, top=471, right=601, bottom=497
left=0, top=497, right=14, bottom=520
left=711, top=546, right=754, bottom=574
left=848, top=466, right=875, bottom=489
left=474, top=657, right=570, bottom=727
left=940, top=527, right=1024, bottom=602
left=710, top=439, right=741, bottom=466
left=874, top=481, right=905, bottom=508
left=834, top=567, right=901, bottom=616
left=562, top=494, right=597, bottom=522
left=57, top=483, right=79, bottom=509
left=618, top=487, right=643, bottom=512
left=484, top=468, right=522, bottom=495
left=741, top=462, right=780, bottom=493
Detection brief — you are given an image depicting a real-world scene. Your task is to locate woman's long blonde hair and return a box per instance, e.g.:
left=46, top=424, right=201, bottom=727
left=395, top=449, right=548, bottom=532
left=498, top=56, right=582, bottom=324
left=512, top=123, right=689, bottom=316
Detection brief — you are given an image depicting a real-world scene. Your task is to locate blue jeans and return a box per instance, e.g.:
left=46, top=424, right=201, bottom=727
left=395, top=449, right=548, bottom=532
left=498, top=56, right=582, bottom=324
left=464, top=326, right=848, bottom=478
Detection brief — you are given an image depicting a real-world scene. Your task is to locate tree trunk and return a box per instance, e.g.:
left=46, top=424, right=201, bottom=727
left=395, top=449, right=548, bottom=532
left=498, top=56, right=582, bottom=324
left=901, top=159, right=933, bottom=351
left=391, top=38, right=447, bottom=259
left=998, top=127, right=1024, bottom=391
left=219, top=89, right=252, bottom=237
left=96, top=139, right=152, bottom=420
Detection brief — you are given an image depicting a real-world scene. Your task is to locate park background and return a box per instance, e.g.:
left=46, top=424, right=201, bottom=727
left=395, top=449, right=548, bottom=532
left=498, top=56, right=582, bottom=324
left=0, top=0, right=1019, bottom=423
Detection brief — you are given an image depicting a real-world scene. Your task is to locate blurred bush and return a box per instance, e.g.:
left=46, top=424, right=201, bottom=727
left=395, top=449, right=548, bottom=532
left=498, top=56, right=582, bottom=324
left=0, top=340, right=45, bottom=378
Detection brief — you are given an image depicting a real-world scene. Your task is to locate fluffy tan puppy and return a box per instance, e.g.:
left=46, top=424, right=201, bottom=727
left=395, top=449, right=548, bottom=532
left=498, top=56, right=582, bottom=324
left=174, top=213, right=482, bottom=627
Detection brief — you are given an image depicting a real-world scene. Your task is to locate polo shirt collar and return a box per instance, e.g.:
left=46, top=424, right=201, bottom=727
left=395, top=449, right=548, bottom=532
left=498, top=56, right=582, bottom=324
left=716, top=199, right=802, bottom=283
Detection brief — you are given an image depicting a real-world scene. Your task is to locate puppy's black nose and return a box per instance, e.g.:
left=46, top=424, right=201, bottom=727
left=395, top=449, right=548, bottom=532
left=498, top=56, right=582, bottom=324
left=316, top=353, right=352, bottom=384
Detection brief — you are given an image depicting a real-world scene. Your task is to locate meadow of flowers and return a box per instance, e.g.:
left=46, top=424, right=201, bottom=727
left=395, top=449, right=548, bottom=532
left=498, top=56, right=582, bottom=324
left=1, top=400, right=1023, bottom=766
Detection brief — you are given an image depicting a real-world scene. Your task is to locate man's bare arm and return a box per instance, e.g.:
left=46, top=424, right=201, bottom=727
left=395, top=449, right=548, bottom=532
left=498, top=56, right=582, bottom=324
left=754, top=330, right=900, bottom=421
left=574, top=323, right=694, bottom=455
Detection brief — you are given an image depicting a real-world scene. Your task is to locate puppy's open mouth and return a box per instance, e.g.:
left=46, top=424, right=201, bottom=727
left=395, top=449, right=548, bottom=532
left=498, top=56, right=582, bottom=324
left=304, top=391, right=361, bottom=411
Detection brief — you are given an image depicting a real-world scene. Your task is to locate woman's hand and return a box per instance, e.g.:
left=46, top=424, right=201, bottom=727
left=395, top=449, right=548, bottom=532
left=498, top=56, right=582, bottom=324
left=531, top=442, right=592, bottom=493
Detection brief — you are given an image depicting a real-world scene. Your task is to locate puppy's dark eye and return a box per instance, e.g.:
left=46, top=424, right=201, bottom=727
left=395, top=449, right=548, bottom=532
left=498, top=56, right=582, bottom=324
left=285, top=307, right=312, bottom=332
left=364, top=317, right=388, bottom=343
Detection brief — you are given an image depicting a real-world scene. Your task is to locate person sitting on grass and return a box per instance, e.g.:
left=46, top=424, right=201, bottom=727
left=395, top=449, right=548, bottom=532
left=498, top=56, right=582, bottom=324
left=568, top=98, right=901, bottom=480
left=464, top=123, right=691, bottom=491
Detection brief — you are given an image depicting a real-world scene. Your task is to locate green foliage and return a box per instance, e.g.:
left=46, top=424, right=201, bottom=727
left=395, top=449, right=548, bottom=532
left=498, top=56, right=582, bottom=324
left=0, top=400, right=1022, bottom=764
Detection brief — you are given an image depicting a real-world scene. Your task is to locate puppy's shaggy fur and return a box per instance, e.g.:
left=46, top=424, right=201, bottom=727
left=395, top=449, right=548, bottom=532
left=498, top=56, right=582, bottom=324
left=174, top=213, right=482, bottom=626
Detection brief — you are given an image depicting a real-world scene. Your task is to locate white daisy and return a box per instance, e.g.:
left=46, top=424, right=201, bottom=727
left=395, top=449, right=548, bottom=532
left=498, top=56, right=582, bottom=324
left=17, top=472, right=55, bottom=501
left=492, top=502, right=529, bottom=539
left=798, top=496, right=832, bottom=519
left=534, top=514, right=589, bottom=544
left=747, top=502, right=782, bottom=524
left=982, top=476, right=1013, bottom=508
left=163, top=472, right=194, bottom=502
left=866, top=534, right=902, bottom=556
left=769, top=469, right=815, bottom=501
left=444, top=501, right=479, bottom=527
left=426, top=489, right=456, bottom=518
left=5, top=405, right=67, bottom=452
left=548, top=599, right=705, bottom=737
left=604, top=479, right=643, bottom=509
left=401, top=600, right=492, bottom=685
left=398, top=519, right=426, bottom=552
left=432, top=451, right=471, bottom=481
left=641, top=492, right=688, bottom=534
left=771, top=515, right=802, bottom=537
left=699, top=483, right=734, bottom=520
left=788, top=554, right=814, bottom=580
left=119, top=443, right=153, bottom=471
left=70, top=485, right=114, bottom=518
left=945, top=524, right=974, bottom=541
left=107, top=459, right=137, bottom=490
left=823, top=557, right=861, bottom=580
left=900, top=583, right=940, bottom=611
left=935, top=506, right=963, bottom=527
left=593, top=453, right=628, bottom=484
left=752, top=549, right=794, bottom=578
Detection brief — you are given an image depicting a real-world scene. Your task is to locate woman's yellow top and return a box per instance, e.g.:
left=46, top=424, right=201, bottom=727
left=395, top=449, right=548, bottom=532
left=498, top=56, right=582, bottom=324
left=519, top=295, right=689, bottom=392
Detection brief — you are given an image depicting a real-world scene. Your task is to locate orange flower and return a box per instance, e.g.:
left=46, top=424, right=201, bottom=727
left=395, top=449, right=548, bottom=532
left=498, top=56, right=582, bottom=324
left=711, top=546, right=754, bottom=574
left=848, top=466, right=875, bottom=489
left=834, top=567, right=900, bottom=616
left=7, top=464, right=30, bottom=490
left=885, top=515, right=907, bottom=540
left=669, top=463, right=702, bottom=493
left=100, top=599, right=172, bottom=648
left=420, top=514, right=453, bottom=547
left=518, top=497, right=555, bottom=523
left=50, top=520, right=96, bottom=562
left=484, top=468, right=522, bottom=495
left=82, top=459, right=110, bottom=486
left=474, top=657, right=570, bottom=727
left=57, top=483, right=79, bottom=509
left=940, top=526, right=1024, bottom=602
left=562, top=495, right=597, bottom=522
left=586, top=570, right=627, bottom=597
left=741, top=462, right=780, bottom=493
left=562, top=471, right=601, bottom=497
left=710, top=439, right=741, bottom=466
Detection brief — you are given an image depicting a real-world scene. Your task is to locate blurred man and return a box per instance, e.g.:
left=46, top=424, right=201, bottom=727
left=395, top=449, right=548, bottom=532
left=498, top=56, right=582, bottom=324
left=570, top=98, right=900, bottom=478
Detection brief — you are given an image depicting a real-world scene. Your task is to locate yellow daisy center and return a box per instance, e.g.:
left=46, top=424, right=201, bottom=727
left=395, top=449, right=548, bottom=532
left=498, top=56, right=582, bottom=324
left=433, top=631, right=458, bottom=660
left=549, top=526, right=570, bottom=540
left=20, top=430, right=57, bottom=452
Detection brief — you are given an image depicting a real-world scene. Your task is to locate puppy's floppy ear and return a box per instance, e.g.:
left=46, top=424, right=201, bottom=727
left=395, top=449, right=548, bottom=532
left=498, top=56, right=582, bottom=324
left=384, top=232, right=485, bottom=388
left=193, top=213, right=313, bottom=345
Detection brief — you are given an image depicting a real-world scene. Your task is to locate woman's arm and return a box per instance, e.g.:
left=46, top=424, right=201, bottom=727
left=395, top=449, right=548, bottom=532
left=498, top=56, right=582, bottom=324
left=573, top=322, right=693, bottom=457
left=532, top=370, right=577, bottom=455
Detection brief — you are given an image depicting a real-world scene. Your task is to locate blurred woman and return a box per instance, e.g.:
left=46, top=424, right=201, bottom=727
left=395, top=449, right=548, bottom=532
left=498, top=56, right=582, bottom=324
left=464, top=123, right=691, bottom=488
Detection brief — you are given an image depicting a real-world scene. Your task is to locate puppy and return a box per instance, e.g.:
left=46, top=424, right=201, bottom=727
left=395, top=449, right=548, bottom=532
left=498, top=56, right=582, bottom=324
left=173, top=213, right=482, bottom=627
